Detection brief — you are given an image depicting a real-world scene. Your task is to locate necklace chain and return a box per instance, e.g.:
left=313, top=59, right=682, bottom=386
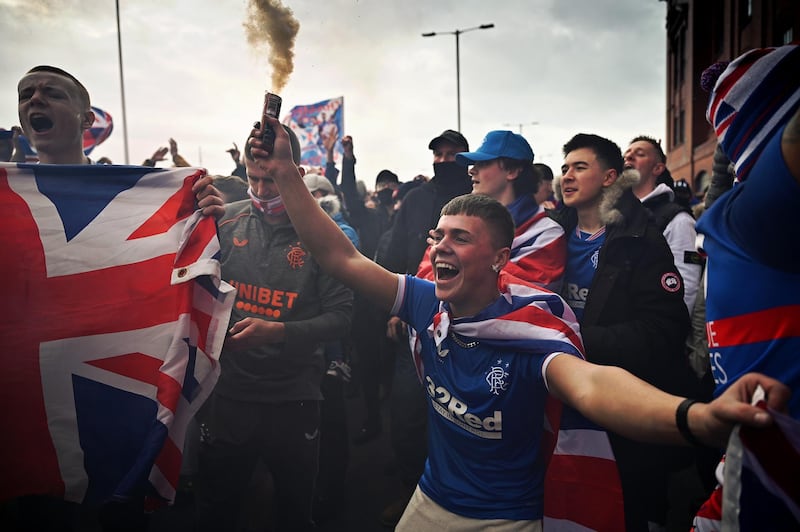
left=449, top=331, right=479, bottom=349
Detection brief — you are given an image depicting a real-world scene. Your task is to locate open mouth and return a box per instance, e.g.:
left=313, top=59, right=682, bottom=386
left=30, top=114, right=54, bottom=132
left=435, top=262, right=459, bottom=281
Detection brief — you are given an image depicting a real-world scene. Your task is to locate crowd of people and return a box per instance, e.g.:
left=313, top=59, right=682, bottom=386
left=2, top=40, right=798, bottom=532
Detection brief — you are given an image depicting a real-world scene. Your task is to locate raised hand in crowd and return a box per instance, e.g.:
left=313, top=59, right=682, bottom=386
left=143, top=146, right=169, bottom=167
left=169, top=137, right=190, bottom=167
left=324, top=128, right=339, bottom=164
left=226, top=142, right=241, bottom=163
left=341, top=135, right=354, bottom=160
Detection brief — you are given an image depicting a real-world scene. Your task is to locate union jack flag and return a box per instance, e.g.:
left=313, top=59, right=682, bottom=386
left=0, top=163, right=234, bottom=507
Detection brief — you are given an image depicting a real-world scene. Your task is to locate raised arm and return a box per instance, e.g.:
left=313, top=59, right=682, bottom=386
left=143, top=146, right=168, bottom=167
left=249, top=116, right=399, bottom=312
left=546, top=354, right=790, bottom=448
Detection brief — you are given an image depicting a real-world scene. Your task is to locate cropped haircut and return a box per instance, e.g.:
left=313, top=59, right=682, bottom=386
left=26, top=65, right=91, bottom=110
left=563, top=133, right=624, bottom=175
left=498, top=157, right=539, bottom=197
left=629, top=134, right=667, bottom=164
left=534, top=163, right=554, bottom=182
left=440, top=194, right=515, bottom=250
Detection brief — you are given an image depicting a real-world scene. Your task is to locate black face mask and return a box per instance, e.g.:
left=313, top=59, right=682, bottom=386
left=376, top=188, right=395, bottom=207
left=433, top=161, right=469, bottom=186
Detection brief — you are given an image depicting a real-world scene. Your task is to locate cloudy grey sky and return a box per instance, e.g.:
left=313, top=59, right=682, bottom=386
left=1, top=0, right=668, bottom=188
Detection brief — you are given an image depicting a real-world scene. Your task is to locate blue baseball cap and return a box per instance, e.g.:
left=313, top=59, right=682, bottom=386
left=456, top=130, right=534, bottom=166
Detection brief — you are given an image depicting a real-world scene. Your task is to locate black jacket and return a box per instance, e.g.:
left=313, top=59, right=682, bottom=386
left=381, top=176, right=471, bottom=274
left=551, top=184, right=702, bottom=531
left=331, top=158, right=394, bottom=262
left=549, top=188, right=692, bottom=395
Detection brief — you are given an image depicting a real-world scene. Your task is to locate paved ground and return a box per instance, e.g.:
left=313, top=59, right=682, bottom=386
left=149, top=392, right=406, bottom=532
left=2, top=388, right=711, bottom=531
left=148, top=393, right=712, bottom=532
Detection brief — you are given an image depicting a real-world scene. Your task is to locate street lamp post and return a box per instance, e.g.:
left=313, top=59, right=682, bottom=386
left=503, top=121, right=540, bottom=135
left=115, top=0, right=130, bottom=164
left=422, top=23, right=495, bottom=131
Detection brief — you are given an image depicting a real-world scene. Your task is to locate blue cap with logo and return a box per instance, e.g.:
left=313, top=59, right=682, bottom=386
left=456, top=130, right=534, bottom=166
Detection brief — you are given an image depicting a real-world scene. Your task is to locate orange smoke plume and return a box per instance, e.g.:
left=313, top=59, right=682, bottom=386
left=244, top=0, right=300, bottom=92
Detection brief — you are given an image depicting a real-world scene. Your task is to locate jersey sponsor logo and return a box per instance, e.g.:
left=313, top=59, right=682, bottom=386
left=486, top=359, right=509, bottom=396
left=228, top=279, right=299, bottom=318
left=706, top=322, right=729, bottom=386
left=565, top=282, right=589, bottom=308
left=661, top=272, right=681, bottom=293
left=705, top=306, right=800, bottom=348
left=705, top=306, right=800, bottom=387
left=709, top=351, right=729, bottom=386
left=426, top=375, right=502, bottom=439
left=286, top=242, right=307, bottom=269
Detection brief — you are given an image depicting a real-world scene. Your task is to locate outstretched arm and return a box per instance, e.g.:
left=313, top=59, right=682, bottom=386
left=248, top=115, right=399, bottom=312
left=546, top=354, right=790, bottom=448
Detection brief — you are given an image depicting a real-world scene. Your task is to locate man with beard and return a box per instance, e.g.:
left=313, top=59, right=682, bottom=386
left=624, top=135, right=702, bottom=314
left=379, top=129, right=472, bottom=526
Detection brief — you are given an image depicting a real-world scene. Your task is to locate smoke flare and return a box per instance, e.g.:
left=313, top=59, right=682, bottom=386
left=244, top=0, right=300, bottom=92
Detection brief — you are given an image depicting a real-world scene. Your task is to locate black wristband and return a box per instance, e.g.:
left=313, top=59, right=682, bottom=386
left=676, top=398, right=704, bottom=446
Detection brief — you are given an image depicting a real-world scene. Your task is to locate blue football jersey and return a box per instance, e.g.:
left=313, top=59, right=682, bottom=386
left=697, top=123, right=800, bottom=418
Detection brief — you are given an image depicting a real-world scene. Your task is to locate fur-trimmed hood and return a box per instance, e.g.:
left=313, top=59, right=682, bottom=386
left=553, top=168, right=640, bottom=226
left=317, top=194, right=342, bottom=217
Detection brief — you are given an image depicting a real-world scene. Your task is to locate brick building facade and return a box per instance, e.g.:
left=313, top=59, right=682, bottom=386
left=663, top=0, right=799, bottom=196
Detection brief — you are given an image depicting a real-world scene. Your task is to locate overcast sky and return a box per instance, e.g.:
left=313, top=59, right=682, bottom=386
left=1, top=0, right=668, bottom=188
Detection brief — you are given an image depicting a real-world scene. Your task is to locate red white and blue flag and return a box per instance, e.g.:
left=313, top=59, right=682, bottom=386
left=422, top=272, right=625, bottom=530
left=705, top=43, right=800, bottom=182
left=723, top=405, right=800, bottom=529
left=83, top=106, right=114, bottom=155
left=694, top=388, right=800, bottom=531
left=0, top=162, right=234, bottom=507
left=282, top=97, right=344, bottom=168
